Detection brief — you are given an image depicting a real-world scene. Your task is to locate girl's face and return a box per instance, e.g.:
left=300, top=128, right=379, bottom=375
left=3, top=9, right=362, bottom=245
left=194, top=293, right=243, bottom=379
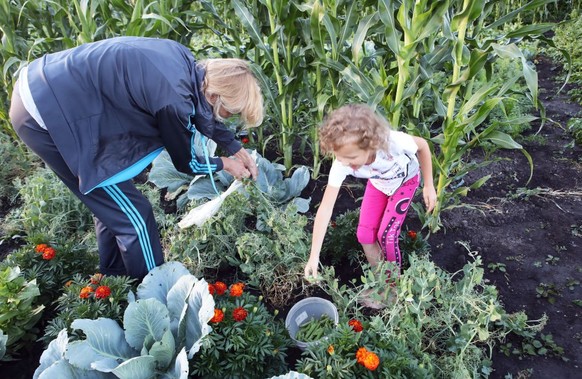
left=334, top=141, right=376, bottom=170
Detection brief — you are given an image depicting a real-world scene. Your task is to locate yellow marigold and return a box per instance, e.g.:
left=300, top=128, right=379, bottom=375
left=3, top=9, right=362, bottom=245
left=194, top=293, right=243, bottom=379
left=229, top=282, right=245, bottom=297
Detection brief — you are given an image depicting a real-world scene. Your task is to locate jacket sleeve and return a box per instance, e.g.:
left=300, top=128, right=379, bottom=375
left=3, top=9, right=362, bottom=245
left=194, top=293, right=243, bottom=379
left=155, top=101, right=224, bottom=175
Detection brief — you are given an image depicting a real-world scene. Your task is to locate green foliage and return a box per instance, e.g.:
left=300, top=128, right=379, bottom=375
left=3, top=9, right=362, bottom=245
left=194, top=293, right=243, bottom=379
left=306, top=253, right=548, bottom=378
left=548, top=10, right=582, bottom=103
left=4, top=167, right=94, bottom=243
left=0, top=242, right=98, bottom=302
left=232, top=184, right=309, bottom=307
left=321, top=209, right=362, bottom=266
left=566, top=117, right=582, bottom=145
left=0, top=266, right=44, bottom=358
left=0, top=133, right=37, bottom=206
left=34, top=262, right=215, bottom=378
left=41, top=273, right=136, bottom=346
left=166, top=192, right=250, bottom=277
left=191, top=291, right=290, bottom=378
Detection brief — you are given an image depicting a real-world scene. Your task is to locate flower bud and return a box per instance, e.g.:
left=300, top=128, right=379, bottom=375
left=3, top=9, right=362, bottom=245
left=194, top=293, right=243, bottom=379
left=274, top=309, right=279, bottom=316
left=253, top=307, right=258, bottom=313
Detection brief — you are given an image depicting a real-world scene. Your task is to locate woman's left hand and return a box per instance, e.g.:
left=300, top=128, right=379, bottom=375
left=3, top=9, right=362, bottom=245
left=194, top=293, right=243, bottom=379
left=233, top=148, right=258, bottom=180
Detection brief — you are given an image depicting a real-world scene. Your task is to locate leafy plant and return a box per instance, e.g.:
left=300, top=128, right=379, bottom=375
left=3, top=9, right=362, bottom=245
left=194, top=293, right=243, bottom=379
left=191, top=284, right=291, bottom=378
left=567, top=117, right=582, bottom=146
left=321, top=209, right=362, bottom=266
left=33, top=261, right=215, bottom=378
left=149, top=150, right=310, bottom=212
left=307, top=252, right=548, bottom=378
left=0, top=242, right=99, bottom=302
left=4, top=167, right=94, bottom=243
left=0, top=266, right=44, bottom=359
left=41, top=273, right=136, bottom=346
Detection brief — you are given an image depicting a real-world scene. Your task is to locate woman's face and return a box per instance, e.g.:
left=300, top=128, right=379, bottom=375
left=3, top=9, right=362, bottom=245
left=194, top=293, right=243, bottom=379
left=334, top=141, right=376, bottom=170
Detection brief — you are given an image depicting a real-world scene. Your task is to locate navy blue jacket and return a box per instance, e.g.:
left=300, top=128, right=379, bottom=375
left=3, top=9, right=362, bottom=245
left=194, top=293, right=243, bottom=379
left=27, top=37, right=241, bottom=194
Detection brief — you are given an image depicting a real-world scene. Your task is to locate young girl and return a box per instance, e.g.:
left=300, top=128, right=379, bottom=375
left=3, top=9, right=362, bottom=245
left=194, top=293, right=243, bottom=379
left=304, top=104, right=437, bottom=305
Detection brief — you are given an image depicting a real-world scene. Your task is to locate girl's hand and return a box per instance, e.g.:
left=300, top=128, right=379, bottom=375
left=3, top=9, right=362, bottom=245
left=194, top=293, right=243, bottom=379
left=304, top=258, right=320, bottom=280
left=233, top=147, right=258, bottom=180
left=423, top=185, right=437, bottom=212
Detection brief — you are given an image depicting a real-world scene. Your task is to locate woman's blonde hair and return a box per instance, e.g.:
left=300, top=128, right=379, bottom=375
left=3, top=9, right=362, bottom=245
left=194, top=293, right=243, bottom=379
left=319, top=104, right=390, bottom=154
left=199, top=58, right=264, bottom=127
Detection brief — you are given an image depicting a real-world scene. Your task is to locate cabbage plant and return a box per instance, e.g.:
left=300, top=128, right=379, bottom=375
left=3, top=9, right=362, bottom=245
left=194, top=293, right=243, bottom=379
left=33, top=262, right=214, bottom=379
left=148, top=150, right=310, bottom=212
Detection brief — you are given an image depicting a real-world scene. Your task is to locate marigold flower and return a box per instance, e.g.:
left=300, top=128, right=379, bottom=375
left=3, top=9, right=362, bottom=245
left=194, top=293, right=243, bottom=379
left=208, top=283, right=216, bottom=295
left=95, top=285, right=111, bottom=299
left=327, top=345, right=335, bottom=355
left=79, top=286, right=94, bottom=299
left=35, top=244, right=49, bottom=253
left=42, top=247, right=56, bottom=260
left=241, top=136, right=250, bottom=144
left=210, top=309, right=224, bottom=323
left=230, top=282, right=245, bottom=297
left=362, top=351, right=380, bottom=371
left=90, top=273, right=104, bottom=284
left=407, top=230, right=417, bottom=240
left=233, top=306, right=248, bottom=322
left=356, top=347, right=368, bottom=364
left=214, top=281, right=227, bottom=295
left=356, top=347, right=380, bottom=371
left=348, top=319, right=364, bottom=332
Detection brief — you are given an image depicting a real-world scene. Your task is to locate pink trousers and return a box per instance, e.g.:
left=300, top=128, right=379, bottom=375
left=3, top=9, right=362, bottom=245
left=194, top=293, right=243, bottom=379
left=356, top=175, right=420, bottom=273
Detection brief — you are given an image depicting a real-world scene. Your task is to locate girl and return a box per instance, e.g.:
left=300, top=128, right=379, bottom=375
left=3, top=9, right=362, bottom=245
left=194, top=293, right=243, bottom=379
left=10, top=37, right=263, bottom=279
left=304, top=104, right=437, bottom=305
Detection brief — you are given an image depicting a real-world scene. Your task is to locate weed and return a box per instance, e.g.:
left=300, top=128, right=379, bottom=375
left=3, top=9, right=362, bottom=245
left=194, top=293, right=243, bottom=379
left=535, top=283, right=560, bottom=304
left=545, top=254, right=560, bottom=265
left=488, top=262, right=507, bottom=273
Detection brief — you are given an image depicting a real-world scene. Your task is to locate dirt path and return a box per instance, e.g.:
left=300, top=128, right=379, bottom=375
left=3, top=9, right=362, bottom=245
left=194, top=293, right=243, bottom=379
left=428, top=56, right=582, bottom=378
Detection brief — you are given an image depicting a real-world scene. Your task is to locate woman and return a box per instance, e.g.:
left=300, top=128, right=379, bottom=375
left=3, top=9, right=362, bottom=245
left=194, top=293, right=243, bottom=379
left=9, top=37, right=263, bottom=279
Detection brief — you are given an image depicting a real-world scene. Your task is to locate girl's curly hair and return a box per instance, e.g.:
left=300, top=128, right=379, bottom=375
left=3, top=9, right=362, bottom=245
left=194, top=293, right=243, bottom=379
left=319, top=104, right=390, bottom=154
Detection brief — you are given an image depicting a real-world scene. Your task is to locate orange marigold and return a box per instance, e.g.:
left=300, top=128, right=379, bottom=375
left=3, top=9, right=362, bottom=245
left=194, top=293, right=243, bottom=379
left=356, top=347, right=368, bottom=364
left=362, top=351, right=380, bottom=371
left=42, top=247, right=56, bottom=260
left=95, top=285, right=111, bottom=299
left=229, top=282, right=245, bottom=297
left=35, top=244, right=49, bottom=253
left=214, top=281, right=227, bottom=295
left=210, top=309, right=224, bottom=323
left=232, top=306, right=248, bottom=322
left=79, top=286, right=94, bottom=299
left=348, top=319, right=363, bottom=332
left=327, top=345, right=335, bottom=355
left=208, top=283, right=216, bottom=295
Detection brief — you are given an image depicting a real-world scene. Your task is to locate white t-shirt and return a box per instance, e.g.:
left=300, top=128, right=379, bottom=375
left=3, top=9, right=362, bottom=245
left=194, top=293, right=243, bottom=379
left=327, top=130, right=420, bottom=195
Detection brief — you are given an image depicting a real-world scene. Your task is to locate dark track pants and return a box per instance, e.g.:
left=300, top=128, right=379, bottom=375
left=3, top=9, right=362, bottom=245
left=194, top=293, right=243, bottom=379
left=10, top=83, right=163, bottom=279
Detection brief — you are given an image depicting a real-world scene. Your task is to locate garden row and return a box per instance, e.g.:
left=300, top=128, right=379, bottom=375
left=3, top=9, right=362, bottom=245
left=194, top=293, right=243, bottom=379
left=0, top=155, right=565, bottom=377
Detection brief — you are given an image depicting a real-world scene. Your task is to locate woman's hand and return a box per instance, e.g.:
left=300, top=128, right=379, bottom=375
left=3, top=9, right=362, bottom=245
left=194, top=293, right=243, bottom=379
left=233, top=148, right=258, bottom=179
left=221, top=157, right=251, bottom=180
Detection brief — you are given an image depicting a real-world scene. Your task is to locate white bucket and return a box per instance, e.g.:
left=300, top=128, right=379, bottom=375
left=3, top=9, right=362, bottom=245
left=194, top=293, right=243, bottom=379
left=285, top=297, right=339, bottom=350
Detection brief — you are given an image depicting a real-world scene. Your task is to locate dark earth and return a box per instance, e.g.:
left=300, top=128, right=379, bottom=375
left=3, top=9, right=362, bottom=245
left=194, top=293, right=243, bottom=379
left=1, top=55, right=581, bottom=378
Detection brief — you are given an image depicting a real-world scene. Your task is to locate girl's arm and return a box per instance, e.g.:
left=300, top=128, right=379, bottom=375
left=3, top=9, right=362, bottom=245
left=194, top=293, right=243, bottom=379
left=304, top=184, right=340, bottom=279
left=412, top=136, right=437, bottom=212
